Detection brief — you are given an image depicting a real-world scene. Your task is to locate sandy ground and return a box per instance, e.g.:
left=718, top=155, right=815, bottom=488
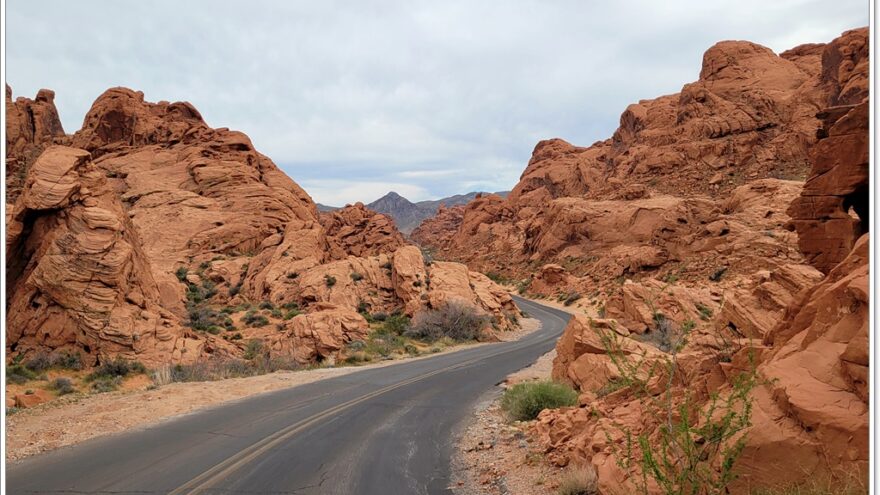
left=5, top=317, right=541, bottom=462
left=452, top=297, right=593, bottom=494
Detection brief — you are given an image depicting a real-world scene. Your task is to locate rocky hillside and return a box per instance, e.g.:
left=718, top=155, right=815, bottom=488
left=5, top=87, right=519, bottom=368
left=417, top=28, right=869, bottom=492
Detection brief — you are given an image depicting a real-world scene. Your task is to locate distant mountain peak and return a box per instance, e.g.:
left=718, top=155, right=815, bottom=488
left=366, top=190, right=509, bottom=234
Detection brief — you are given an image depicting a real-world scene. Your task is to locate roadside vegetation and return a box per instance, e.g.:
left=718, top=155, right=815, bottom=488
left=500, top=381, right=578, bottom=421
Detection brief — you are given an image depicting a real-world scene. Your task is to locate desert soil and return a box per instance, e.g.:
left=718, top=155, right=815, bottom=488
left=5, top=317, right=541, bottom=462
left=453, top=298, right=588, bottom=495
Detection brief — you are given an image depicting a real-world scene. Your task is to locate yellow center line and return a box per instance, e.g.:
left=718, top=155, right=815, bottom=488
left=170, top=300, right=568, bottom=494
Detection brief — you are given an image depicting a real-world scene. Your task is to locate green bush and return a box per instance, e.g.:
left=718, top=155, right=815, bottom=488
left=405, top=302, right=486, bottom=342
left=380, top=314, right=410, bottom=336
left=325, top=275, right=337, bottom=287
left=500, top=381, right=578, bottom=421
left=241, top=310, right=270, bottom=327
left=5, top=364, right=37, bottom=384
left=350, top=272, right=364, bottom=282
left=175, top=266, right=188, bottom=282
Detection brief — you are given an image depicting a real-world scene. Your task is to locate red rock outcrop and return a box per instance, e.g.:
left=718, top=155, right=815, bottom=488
left=410, top=203, right=465, bottom=250
left=5, top=88, right=519, bottom=366
left=6, top=146, right=226, bottom=365
left=527, top=28, right=869, bottom=494
left=5, top=85, right=67, bottom=200
left=320, top=203, right=407, bottom=258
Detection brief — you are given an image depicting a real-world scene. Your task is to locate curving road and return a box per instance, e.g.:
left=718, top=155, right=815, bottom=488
left=6, top=296, right=570, bottom=494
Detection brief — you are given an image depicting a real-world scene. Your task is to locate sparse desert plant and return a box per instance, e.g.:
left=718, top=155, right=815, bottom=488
left=6, top=364, right=37, bottom=385
left=325, top=274, right=337, bottom=287
left=350, top=272, right=364, bottom=282
left=380, top=314, right=410, bottom=336
left=259, top=300, right=275, bottom=310
left=175, top=266, right=188, bottom=282
left=243, top=339, right=264, bottom=360
left=405, top=302, right=487, bottom=342
left=696, top=303, right=714, bottom=321
left=594, top=312, right=760, bottom=495
left=51, top=350, right=84, bottom=370
left=50, top=377, right=76, bottom=395
left=500, top=381, right=578, bottom=421
left=563, top=291, right=582, bottom=306
left=557, top=464, right=599, bottom=495
left=241, top=310, right=270, bottom=327
left=90, top=376, right=122, bottom=393
left=371, top=312, right=388, bottom=322
left=86, top=358, right=147, bottom=382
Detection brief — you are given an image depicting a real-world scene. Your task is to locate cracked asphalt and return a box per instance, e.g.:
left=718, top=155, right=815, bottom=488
left=5, top=297, right=570, bottom=494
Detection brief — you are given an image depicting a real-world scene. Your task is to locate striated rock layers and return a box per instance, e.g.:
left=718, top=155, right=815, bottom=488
left=527, top=28, right=868, bottom=493
left=5, top=85, right=67, bottom=201
left=5, top=87, right=518, bottom=366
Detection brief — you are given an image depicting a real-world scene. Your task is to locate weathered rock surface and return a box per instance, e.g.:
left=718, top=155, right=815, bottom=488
left=6, top=146, right=223, bottom=365
left=320, top=203, right=407, bottom=258
left=6, top=88, right=518, bottom=367
left=5, top=85, right=67, bottom=201
left=527, top=28, right=869, bottom=494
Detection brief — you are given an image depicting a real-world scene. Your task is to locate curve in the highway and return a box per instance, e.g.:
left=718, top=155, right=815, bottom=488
left=6, top=296, right=571, bottom=495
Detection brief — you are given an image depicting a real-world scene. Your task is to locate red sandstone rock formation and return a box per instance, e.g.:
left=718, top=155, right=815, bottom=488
left=5, top=85, right=67, bottom=200
left=5, top=88, right=519, bottom=366
left=320, top=203, right=408, bottom=258
left=530, top=28, right=868, bottom=493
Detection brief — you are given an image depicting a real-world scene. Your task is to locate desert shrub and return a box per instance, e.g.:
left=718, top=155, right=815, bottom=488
left=344, top=351, right=372, bottom=364
left=357, top=300, right=371, bottom=315
left=90, top=376, right=122, bottom=393
left=24, top=352, right=52, bottom=372
left=380, top=261, right=393, bottom=270
left=405, top=302, right=487, bottom=342
left=259, top=300, right=275, bottom=310
left=557, top=464, right=599, bottom=495
left=188, top=306, right=225, bottom=331
left=241, top=310, right=269, bottom=327
left=594, top=314, right=760, bottom=495
left=5, top=364, right=37, bottom=384
left=51, top=350, right=84, bottom=370
left=228, top=281, right=243, bottom=297
left=283, top=309, right=301, bottom=320
left=282, top=301, right=300, bottom=311
left=286, top=271, right=299, bottom=279
left=696, top=303, right=714, bottom=321
left=516, top=278, right=532, bottom=295
left=324, top=275, right=337, bottom=287
left=412, top=279, right=422, bottom=287
left=371, top=311, right=388, bottom=322
left=175, top=266, right=188, bottom=282
left=563, top=292, right=582, bottom=306
left=50, top=377, right=76, bottom=395
left=270, top=308, right=283, bottom=318
left=87, top=358, right=147, bottom=381
left=243, top=339, right=264, bottom=360
left=377, top=314, right=410, bottom=336
left=486, top=271, right=508, bottom=284
left=350, top=272, right=364, bottom=282
left=500, top=381, right=578, bottom=421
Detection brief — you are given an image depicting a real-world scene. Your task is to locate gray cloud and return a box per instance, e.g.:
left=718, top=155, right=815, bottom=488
left=6, top=0, right=868, bottom=205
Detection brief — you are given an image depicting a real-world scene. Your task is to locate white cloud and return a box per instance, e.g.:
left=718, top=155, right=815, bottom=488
left=5, top=0, right=869, bottom=204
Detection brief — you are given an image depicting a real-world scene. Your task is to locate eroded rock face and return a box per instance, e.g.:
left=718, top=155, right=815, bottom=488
left=6, top=146, right=223, bottom=365
left=5, top=88, right=519, bottom=366
left=320, top=203, right=408, bottom=258
left=5, top=85, right=67, bottom=201
left=420, top=30, right=869, bottom=282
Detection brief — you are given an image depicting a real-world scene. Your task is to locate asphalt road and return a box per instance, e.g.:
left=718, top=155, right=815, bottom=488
left=6, top=296, right=571, bottom=495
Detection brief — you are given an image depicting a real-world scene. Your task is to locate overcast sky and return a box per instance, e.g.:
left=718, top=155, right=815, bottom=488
left=6, top=1, right=869, bottom=205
